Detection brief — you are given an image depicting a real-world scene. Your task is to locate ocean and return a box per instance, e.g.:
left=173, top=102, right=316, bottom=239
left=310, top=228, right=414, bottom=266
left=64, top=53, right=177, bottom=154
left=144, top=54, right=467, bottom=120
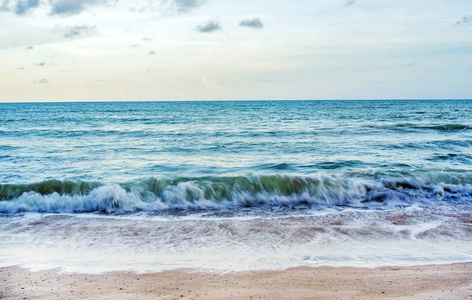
left=1, top=100, right=471, bottom=273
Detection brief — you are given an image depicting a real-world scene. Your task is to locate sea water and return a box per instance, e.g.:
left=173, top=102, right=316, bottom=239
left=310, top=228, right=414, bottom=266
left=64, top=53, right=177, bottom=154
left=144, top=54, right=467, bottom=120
left=0, top=100, right=471, bottom=273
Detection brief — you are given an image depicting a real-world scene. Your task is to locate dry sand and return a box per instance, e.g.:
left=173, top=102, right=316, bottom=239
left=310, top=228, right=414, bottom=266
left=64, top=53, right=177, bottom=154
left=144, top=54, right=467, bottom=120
left=1, top=263, right=471, bottom=299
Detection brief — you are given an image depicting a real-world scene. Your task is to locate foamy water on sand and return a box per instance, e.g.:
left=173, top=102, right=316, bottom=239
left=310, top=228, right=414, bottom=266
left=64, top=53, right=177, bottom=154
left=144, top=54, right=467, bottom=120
left=1, top=204, right=471, bottom=273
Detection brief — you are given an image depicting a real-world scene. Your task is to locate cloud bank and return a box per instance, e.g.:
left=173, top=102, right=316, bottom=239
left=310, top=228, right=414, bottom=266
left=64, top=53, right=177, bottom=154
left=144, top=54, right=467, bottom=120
left=239, top=18, right=263, bottom=29
left=0, top=0, right=40, bottom=15
left=0, top=0, right=114, bottom=16
left=2, top=0, right=207, bottom=16
left=196, top=19, right=222, bottom=33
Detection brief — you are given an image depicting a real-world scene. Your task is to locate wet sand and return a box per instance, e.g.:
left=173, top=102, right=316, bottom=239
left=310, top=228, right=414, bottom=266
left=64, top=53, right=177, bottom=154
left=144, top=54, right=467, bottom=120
left=1, top=263, right=471, bottom=299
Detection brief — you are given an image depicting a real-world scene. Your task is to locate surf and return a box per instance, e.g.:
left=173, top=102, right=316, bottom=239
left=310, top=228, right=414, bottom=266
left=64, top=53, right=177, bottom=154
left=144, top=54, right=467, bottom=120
left=1, top=170, right=471, bottom=214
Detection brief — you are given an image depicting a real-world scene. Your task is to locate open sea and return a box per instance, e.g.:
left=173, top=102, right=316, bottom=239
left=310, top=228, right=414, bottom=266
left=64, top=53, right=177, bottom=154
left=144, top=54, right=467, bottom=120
left=1, top=100, right=471, bottom=273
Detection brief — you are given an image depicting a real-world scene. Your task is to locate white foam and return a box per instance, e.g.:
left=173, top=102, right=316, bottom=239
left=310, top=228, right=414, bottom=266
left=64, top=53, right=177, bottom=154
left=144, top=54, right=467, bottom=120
left=1, top=208, right=471, bottom=274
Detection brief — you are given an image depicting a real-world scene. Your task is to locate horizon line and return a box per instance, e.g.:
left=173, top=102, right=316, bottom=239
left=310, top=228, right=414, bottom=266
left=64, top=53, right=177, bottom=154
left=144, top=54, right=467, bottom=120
left=1, top=98, right=471, bottom=104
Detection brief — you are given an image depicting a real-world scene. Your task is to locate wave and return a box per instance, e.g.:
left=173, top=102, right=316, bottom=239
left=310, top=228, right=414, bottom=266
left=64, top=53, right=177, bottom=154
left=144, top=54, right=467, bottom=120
left=415, top=124, right=471, bottom=131
left=427, top=153, right=472, bottom=163
left=252, top=161, right=371, bottom=172
left=368, top=123, right=471, bottom=132
left=1, top=171, right=471, bottom=214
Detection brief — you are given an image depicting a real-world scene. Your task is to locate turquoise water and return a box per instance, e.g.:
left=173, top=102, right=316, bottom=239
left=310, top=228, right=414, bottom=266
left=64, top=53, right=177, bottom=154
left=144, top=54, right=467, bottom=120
left=0, top=100, right=471, bottom=272
left=1, top=100, right=471, bottom=212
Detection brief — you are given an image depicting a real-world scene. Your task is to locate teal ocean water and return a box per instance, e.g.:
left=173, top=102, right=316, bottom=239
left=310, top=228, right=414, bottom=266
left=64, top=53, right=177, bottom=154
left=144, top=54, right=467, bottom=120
left=1, top=100, right=471, bottom=272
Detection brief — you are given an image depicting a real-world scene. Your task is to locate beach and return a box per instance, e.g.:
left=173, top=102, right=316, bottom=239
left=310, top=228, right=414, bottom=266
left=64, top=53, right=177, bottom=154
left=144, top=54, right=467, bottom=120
left=2, top=263, right=472, bottom=299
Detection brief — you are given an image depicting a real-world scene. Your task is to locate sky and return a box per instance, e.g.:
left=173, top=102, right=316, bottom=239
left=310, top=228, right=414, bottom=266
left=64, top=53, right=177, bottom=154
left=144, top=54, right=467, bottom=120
left=0, top=0, right=471, bottom=102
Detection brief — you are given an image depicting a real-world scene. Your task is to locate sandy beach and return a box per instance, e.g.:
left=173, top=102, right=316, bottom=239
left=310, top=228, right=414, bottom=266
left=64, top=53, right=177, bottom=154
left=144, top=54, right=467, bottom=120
left=2, top=263, right=471, bottom=299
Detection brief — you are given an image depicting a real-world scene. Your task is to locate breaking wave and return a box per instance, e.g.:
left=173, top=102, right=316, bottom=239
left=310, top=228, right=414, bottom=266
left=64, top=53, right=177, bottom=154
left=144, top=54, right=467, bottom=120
left=1, top=171, right=471, bottom=214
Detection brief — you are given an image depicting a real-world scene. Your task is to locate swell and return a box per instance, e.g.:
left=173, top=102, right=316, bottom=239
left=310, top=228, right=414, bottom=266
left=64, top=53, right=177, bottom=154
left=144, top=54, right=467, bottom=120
left=1, top=171, right=471, bottom=214
left=367, top=123, right=471, bottom=131
left=416, top=124, right=471, bottom=131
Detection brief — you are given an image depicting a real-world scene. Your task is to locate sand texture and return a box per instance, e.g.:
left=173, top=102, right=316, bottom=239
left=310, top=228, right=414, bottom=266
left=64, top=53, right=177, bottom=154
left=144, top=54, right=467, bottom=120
left=1, top=263, right=472, bottom=299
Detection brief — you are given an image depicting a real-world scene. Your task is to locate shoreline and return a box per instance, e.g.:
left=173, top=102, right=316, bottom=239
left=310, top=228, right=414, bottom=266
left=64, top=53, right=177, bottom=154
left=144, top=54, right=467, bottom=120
left=2, top=263, right=471, bottom=299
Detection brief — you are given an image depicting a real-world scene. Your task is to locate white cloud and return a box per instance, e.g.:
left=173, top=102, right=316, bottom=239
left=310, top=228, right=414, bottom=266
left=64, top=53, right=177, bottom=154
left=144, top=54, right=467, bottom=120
left=199, top=75, right=220, bottom=91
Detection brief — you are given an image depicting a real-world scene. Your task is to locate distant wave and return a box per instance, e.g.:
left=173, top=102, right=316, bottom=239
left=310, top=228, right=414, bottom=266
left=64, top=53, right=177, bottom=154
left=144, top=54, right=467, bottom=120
left=415, top=124, right=471, bottom=131
left=254, top=161, right=369, bottom=171
left=367, top=123, right=471, bottom=131
left=1, top=170, right=471, bottom=214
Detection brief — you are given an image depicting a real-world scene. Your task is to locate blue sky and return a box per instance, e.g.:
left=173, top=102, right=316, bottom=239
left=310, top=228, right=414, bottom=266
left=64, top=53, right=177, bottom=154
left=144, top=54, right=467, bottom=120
left=0, top=0, right=471, bottom=102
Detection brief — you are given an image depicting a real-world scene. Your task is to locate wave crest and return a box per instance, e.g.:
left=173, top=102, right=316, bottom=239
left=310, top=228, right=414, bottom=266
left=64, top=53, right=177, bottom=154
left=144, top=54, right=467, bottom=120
left=1, top=171, right=471, bottom=214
